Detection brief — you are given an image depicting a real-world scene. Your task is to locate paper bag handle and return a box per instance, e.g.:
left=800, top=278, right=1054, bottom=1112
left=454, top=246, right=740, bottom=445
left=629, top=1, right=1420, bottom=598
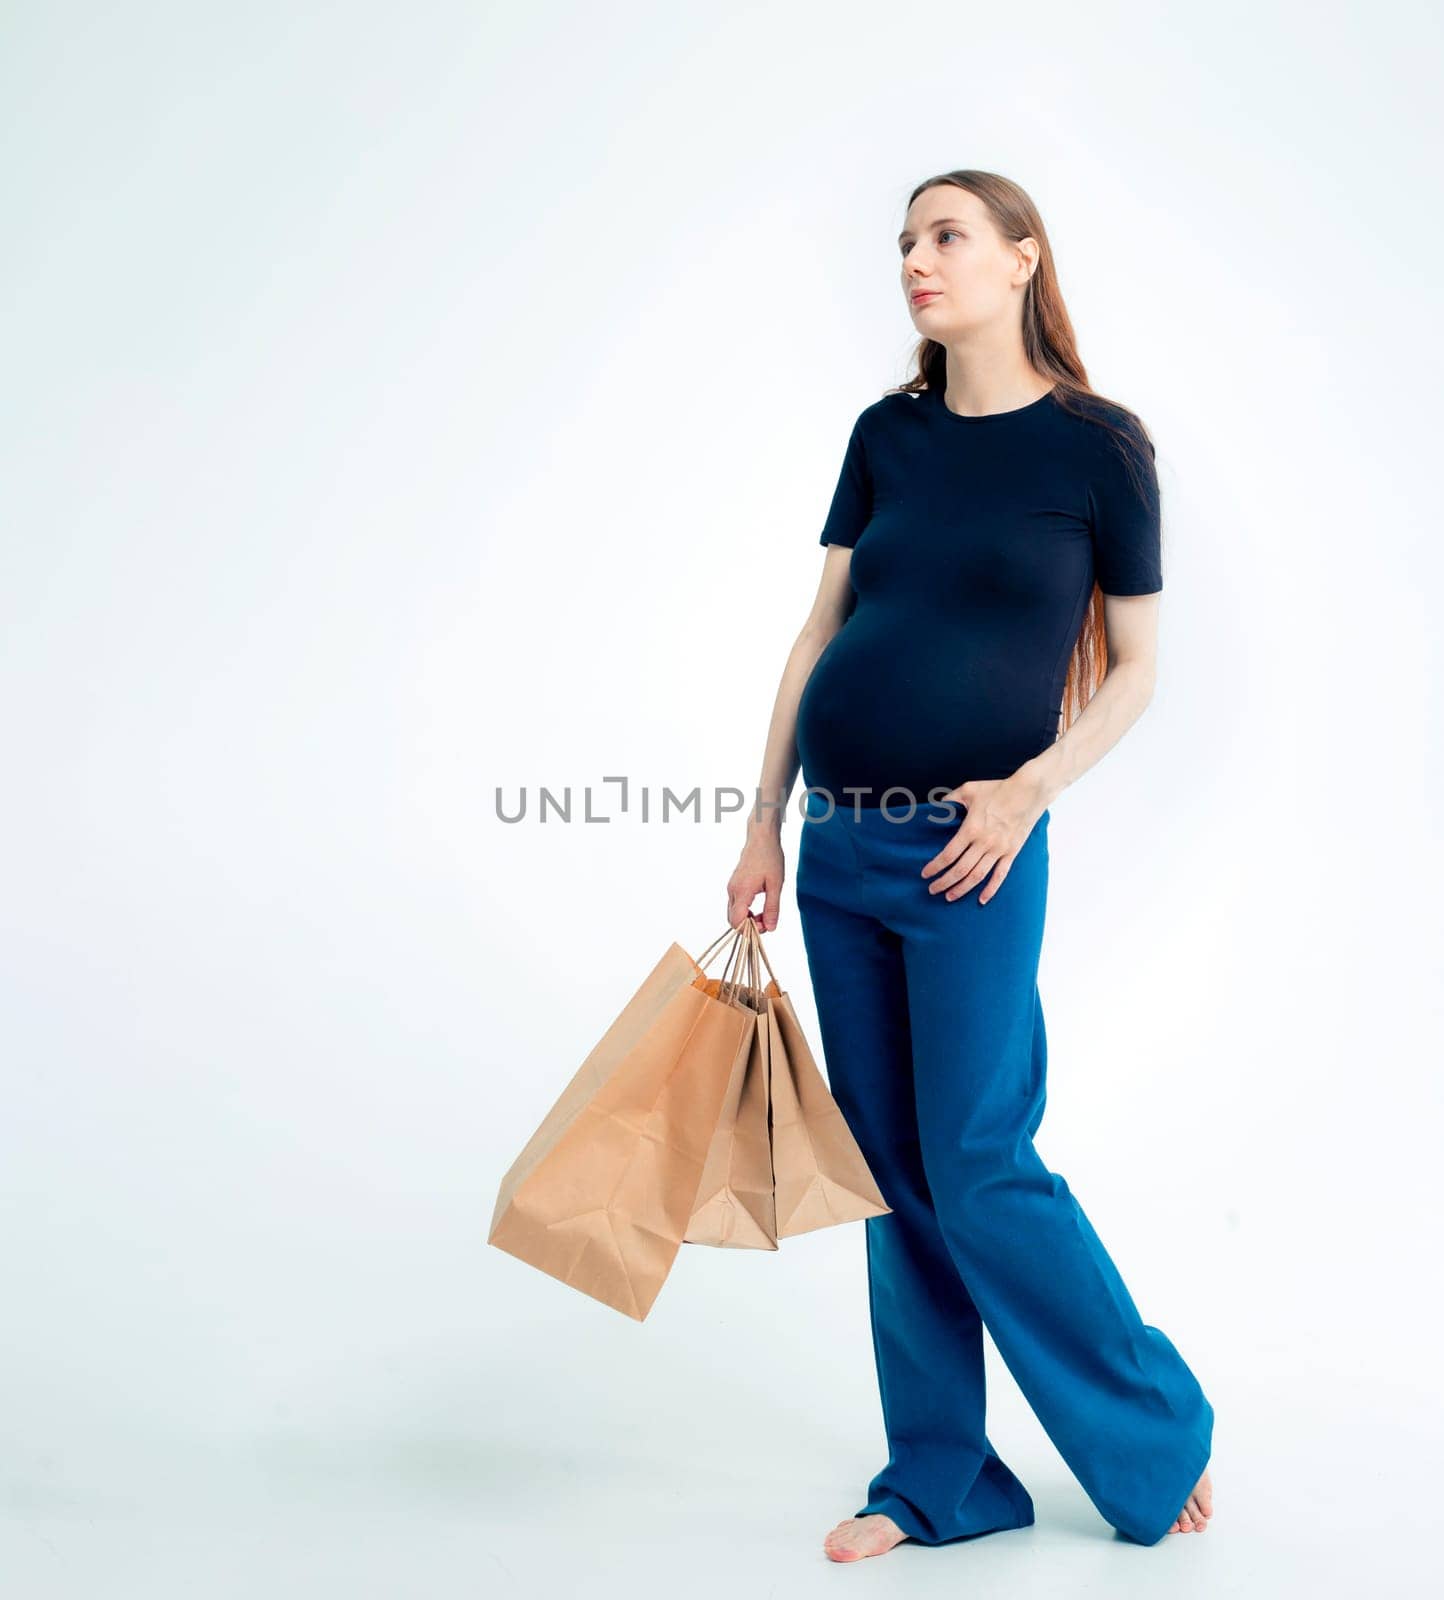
left=717, top=918, right=759, bottom=1007
left=740, top=916, right=779, bottom=990
left=692, top=917, right=778, bottom=1004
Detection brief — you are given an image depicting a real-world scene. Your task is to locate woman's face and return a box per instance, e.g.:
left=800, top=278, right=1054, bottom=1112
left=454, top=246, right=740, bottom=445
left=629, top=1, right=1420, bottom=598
left=898, top=188, right=1036, bottom=335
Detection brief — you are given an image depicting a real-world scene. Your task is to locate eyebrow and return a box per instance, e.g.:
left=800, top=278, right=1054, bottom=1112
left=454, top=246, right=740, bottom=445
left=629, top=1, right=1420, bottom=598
left=898, top=218, right=967, bottom=245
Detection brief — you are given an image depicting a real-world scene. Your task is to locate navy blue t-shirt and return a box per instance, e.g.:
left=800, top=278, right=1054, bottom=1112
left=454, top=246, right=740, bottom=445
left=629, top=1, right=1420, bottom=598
left=794, top=383, right=1162, bottom=809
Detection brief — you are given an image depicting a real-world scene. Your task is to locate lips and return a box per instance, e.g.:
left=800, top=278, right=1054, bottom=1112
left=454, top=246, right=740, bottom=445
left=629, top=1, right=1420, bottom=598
left=911, top=291, right=940, bottom=305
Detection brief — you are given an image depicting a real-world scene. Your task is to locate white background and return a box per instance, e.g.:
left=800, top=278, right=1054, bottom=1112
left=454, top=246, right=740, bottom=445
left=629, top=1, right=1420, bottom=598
left=3, top=2, right=1440, bottom=1595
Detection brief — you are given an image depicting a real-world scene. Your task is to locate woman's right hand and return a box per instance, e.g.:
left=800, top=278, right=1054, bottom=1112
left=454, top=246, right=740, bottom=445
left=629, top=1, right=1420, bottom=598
left=726, top=829, right=785, bottom=932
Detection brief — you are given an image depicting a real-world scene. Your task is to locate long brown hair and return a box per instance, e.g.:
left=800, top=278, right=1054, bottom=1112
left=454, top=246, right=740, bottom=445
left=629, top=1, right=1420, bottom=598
left=887, top=169, right=1162, bottom=738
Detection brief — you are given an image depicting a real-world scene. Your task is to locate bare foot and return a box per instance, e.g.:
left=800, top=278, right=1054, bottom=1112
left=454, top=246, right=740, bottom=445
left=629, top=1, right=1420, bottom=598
left=1165, top=1466, right=1213, bottom=1533
left=822, top=1513, right=909, bottom=1562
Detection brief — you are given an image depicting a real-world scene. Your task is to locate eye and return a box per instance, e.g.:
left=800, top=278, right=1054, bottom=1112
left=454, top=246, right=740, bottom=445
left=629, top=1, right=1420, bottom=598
left=938, top=229, right=962, bottom=244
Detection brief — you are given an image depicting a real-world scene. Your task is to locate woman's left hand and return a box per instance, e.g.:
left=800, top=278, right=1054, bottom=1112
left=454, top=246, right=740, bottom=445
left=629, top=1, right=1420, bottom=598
left=921, top=776, right=1046, bottom=905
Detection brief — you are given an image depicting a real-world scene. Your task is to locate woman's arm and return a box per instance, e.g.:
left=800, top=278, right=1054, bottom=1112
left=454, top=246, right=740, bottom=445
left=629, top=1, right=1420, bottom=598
left=1019, top=589, right=1160, bottom=805
left=924, top=590, right=1161, bottom=905
left=725, top=545, right=856, bottom=931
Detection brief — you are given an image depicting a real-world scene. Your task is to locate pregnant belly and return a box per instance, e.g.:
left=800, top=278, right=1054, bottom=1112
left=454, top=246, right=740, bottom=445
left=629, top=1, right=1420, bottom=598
left=796, top=620, right=1055, bottom=797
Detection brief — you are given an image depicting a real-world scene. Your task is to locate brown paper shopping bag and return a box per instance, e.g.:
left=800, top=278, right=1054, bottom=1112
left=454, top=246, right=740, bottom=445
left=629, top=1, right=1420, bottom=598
left=743, top=918, right=893, bottom=1238
left=488, top=924, right=761, bottom=1321
left=684, top=921, right=778, bottom=1250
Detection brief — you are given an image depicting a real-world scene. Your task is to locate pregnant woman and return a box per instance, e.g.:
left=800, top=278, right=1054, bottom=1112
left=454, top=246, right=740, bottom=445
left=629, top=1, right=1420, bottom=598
left=725, top=169, right=1214, bottom=1562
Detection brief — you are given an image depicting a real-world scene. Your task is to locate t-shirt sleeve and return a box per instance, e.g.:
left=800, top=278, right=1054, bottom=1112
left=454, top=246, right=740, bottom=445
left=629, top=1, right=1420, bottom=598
left=817, top=418, right=874, bottom=548
left=1086, top=420, right=1163, bottom=595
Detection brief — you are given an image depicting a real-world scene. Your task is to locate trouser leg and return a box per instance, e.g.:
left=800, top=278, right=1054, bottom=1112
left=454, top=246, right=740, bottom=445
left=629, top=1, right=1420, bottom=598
left=795, top=808, right=1034, bottom=1545
left=877, top=808, right=1214, bottom=1548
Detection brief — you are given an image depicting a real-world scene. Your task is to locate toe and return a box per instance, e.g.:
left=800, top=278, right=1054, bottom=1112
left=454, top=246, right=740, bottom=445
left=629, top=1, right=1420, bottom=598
left=823, top=1522, right=863, bottom=1561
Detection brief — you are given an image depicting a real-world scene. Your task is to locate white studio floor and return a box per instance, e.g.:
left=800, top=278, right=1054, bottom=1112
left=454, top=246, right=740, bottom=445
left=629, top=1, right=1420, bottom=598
left=0, top=1363, right=1429, bottom=1599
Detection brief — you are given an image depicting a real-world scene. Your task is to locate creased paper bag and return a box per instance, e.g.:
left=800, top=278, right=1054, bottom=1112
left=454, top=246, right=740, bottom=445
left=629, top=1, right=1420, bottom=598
left=488, top=929, right=758, bottom=1320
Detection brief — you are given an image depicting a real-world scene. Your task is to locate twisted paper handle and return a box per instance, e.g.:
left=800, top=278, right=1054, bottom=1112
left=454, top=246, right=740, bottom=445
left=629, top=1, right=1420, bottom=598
left=693, top=916, right=777, bottom=1007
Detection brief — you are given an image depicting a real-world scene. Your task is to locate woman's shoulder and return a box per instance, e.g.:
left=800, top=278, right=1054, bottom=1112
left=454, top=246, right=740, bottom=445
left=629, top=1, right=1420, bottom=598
left=1052, top=388, right=1152, bottom=447
left=852, top=386, right=929, bottom=435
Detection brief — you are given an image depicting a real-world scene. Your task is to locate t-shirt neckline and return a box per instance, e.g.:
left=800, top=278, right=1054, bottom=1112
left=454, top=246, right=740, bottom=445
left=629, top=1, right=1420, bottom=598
left=926, top=384, right=1057, bottom=424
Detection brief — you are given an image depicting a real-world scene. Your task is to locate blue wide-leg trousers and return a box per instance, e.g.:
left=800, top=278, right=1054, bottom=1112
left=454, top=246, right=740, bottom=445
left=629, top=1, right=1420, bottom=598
left=794, top=791, right=1214, bottom=1548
